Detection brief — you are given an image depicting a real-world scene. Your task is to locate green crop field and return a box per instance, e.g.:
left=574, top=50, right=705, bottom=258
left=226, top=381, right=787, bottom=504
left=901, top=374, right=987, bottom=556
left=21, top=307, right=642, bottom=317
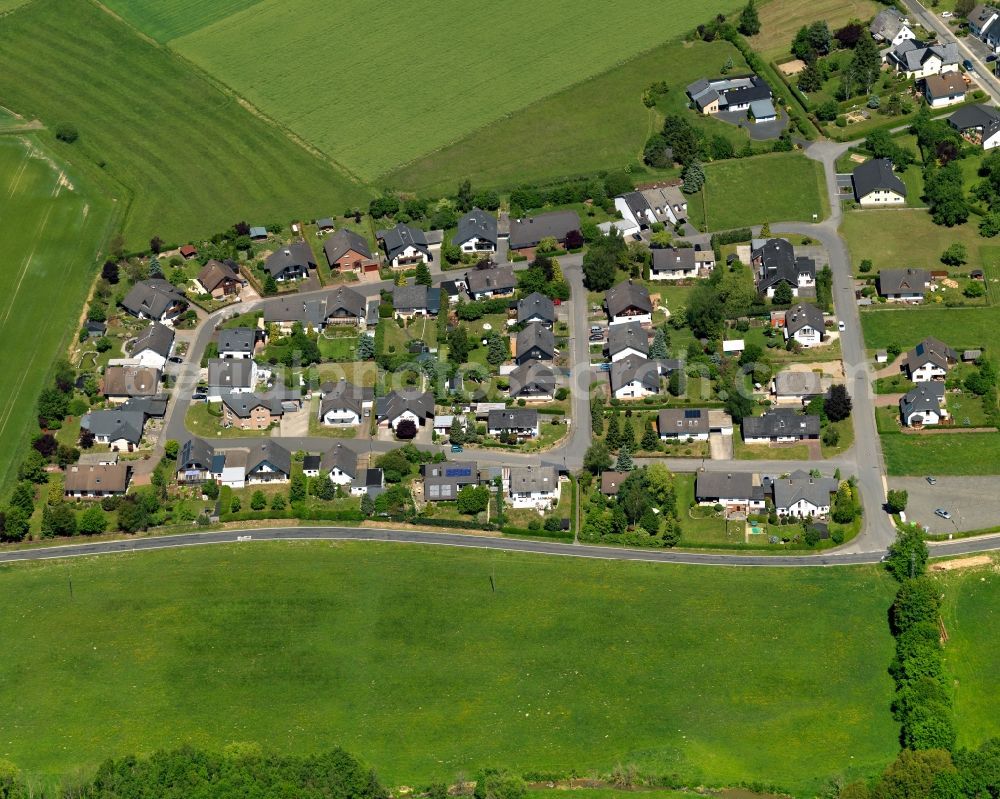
left=689, top=152, right=828, bottom=231
left=0, top=0, right=369, bottom=250
left=0, top=135, right=115, bottom=494
left=387, top=39, right=747, bottom=196
left=0, top=543, right=899, bottom=795
left=98, top=0, right=261, bottom=43
left=880, top=432, right=1000, bottom=475
left=169, top=0, right=743, bottom=181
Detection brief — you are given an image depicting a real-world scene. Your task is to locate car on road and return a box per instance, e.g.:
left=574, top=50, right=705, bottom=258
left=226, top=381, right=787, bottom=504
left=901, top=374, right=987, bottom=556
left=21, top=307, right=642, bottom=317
left=838, top=321, right=846, bottom=332
left=191, top=392, right=207, bottom=401
left=934, top=508, right=952, bottom=520
left=988, top=54, right=998, bottom=62
left=168, top=356, right=184, bottom=364
left=450, top=445, right=464, bottom=453
left=926, top=476, right=937, bottom=485
left=589, top=333, right=603, bottom=342
left=964, top=58, right=975, bottom=71
left=598, top=362, right=611, bottom=372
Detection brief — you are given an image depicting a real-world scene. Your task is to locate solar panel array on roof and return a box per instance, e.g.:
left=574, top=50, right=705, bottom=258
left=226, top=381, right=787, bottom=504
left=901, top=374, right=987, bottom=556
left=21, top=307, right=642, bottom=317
left=445, top=467, right=473, bottom=477
left=915, top=343, right=925, bottom=355
left=684, top=409, right=701, bottom=418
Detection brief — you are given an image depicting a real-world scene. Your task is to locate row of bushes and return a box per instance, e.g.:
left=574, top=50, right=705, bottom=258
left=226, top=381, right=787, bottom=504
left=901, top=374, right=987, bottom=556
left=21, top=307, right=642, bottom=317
left=218, top=508, right=366, bottom=524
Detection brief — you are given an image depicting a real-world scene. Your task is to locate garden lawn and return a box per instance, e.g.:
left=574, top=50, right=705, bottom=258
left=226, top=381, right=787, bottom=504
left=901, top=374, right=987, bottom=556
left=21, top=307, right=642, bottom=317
left=861, top=307, right=1000, bottom=351
left=0, top=135, right=115, bottom=496
left=0, top=542, right=899, bottom=794
left=689, top=152, right=827, bottom=231
left=750, top=0, right=880, bottom=61
left=0, top=0, right=369, bottom=250
left=185, top=402, right=271, bottom=438
left=881, top=432, right=1000, bottom=475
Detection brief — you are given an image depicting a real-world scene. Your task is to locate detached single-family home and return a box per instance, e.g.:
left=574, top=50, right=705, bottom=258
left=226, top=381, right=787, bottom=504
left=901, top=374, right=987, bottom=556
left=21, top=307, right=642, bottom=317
left=263, top=240, right=316, bottom=282
left=948, top=103, right=1000, bottom=149
left=968, top=3, right=1000, bottom=50
left=176, top=438, right=214, bottom=484
left=196, top=441, right=291, bottom=489
left=318, top=380, right=374, bottom=425
left=206, top=358, right=258, bottom=401
left=219, top=390, right=293, bottom=431
left=600, top=470, right=629, bottom=497
left=351, top=468, right=385, bottom=498
left=900, top=336, right=958, bottom=382
left=924, top=72, right=967, bottom=108
left=695, top=471, right=766, bottom=512
left=515, top=322, right=555, bottom=365
left=886, top=40, right=959, bottom=79
left=487, top=408, right=540, bottom=439
left=377, top=223, right=431, bottom=268
left=423, top=461, right=479, bottom=501
left=81, top=408, right=145, bottom=450
left=322, top=444, right=359, bottom=486
left=650, top=247, right=698, bottom=281
left=218, top=327, right=258, bottom=359
left=657, top=408, right=710, bottom=441
left=241, top=440, right=292, bottom=486
left=900, top=382, right=949, bottom=426
left=393, top=283, right=440, bottom=319
left=63, top=462, right=130, bottom=499
left=121, top=279, right=189, bottom=324
left=325, top=286, right=370, bottom=327
left=508, top=465, right=561, bottom=509
left=741, top=408, right=820, bottom=443
left=686, top=75, right=772, bottom=118
left=751, top=239, right=816, bottom=298
left=610, top=355, right=661, bottom=400
left=507, top=362, right=557, bottom=401
left=870, top=8, right=916, bottom=46
left=607, top=321, right=648, bottom=362
left=852, top=158, right=907, bottom=205
left=453, top=208, right=498, bottom=254
left=466, top=264, right=517, bottom=300
left=605, top=280, right=652, bottom=326
left=262, top=286, right=369, bottom=332
left=772, top=370, right=825, bottom=404
left=771, top=470, right=840, bottom=518
left=878, top=268, right=931, bottom=302
left=784, top=303, right=826, bottom=348
left=130, top=322, right=174, bottom=370
left=194, top=259, right=244, bottom=299
left=517, top=292, right=555, bottom=326
left=508, top=210, right=581, bottom=254
left=323, top=229, right=379, bottom=275
left=102, top=364, right=161, bottom=402
left=375, top=390, right=435, bottom=431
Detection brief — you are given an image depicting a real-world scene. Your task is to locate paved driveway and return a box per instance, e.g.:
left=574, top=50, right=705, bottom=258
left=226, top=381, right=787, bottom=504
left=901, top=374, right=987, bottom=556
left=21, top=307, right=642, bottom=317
left=278, top=405, right=310, bottom=437
left=890, top=476, right=1000, bottom=533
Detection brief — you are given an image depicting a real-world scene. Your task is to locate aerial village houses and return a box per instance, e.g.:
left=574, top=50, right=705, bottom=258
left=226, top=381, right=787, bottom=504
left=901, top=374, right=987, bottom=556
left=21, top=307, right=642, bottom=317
left=605, top=280, right=652, bottom=326
left=650, top=247, right=698, bottom=281
left=63, top=462, right=130, bottom=500
left=885, top=40, right=959, bottom=79
left=751, top=239, right=816, bottom=298
left=218, top=328, right=258, bottom=359
left=375, top=390, right=435, bottom=432
left=507, top=362, right=557, bottom=401
left=741, top=408, right=820, bottom=444
left=685, top=75, right=775, bottom=122
left=452, top=208, right=498, bottom=254
left=852, top=158, right=907, bottom=205
left=263, top=240, right=316, bottom=282
left=870, top=7, right=916, bottom=46
left=423, top=461, right=479, bottom=501
left=130, top=322, right=174, bottom=370
left=923, top=72, right=967, bottom=109
left=515, top=322, right=555, bottom=365
left=772, top=370, right=826, bottom=405
left=466, top=263, right=517, bottom=300
left=610, top=356, right=662, bottom=400
left=323, top=445, right=359, bottom=487
left=194, top=259, right=244, bottom=299
left=949, top=104, right=1000, bottom=149
left=516, top=292, right=555, bottom=327
left=657, top=408, right=710, bottom=441
left=508, top=210, right=581, bottom=255
left=695, top=471, right=766, bottom=512
left=613, top=187, right=688, bottom=234
left=771, top=471, right=840, bottom=518
left=507, top=464, right=561, bottom=509
left=120, top=279, right=188, bottom=324
left=377, top=222, right=431, bottom=268
left=81, top=408, right=145, bottom=451
left=262, top=286, right=372, bottom=333
left=102, top=364, right=161, bottom=403
left=487, top=408, right=540, bottom=439
left=393, top=284, right=440, bottom=319
left=900, top=337, right=958, bottom=382
left=318, top=380, right=374, bottom=426
left=968, top=4, right=1000, bottom=51
left=323, top=229, right=379, bottom=275
left=878, top=268, right=931, bottom=302
left=219, top=391, right=294, bottom=431
left=607, top=321, right=648, bottom=362
left=206, top=358, right=259, bottom=402
left=900, top=382, right=949, bottom=426
left=783, top=303, right=826, bottom=348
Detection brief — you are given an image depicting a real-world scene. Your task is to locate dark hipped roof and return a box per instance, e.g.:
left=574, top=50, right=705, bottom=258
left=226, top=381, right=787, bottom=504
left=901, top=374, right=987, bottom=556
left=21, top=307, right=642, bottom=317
left=121, top=279, right=187, bottom=319
left=131, top=322, right=174, bottom=359
left=900, top=382, right=946, bottom=419
left=375, top=390, right=434, bottom=422
left=508, top=362, right=557, bottom=397
left=696, top=471, right=762, bottom=502
left=516, top=322, right=555, bottom=362
left=377, top=223, right=430, bottom=261
left=607, top=320, right=649, bottom=357
left=741, top=408, right=820, bottom=439
left=207, top=358, right=255, bottom=389
left=752, top=239, right=816, bottom=292
left=218, top=327, right=256, bottom=355
left=452, top=208, right=498, bottom=247
left=487, top=408, right=539, bottom=429
left=949, top=103, right=1000, bottom=137
left=516, top=291, right=555, bottom=324
left=508, top=210, right=581, bottom=249
left=784, top=303, right=825, bottom=336
left=319, top=380, right=374, bottom=418
left=852, top=158, right=906, bottom=200
left=651, top=247, right=697, bottom=274
left=393, top=283, right=440, bottom=313
left=605, top=280, right=652, bottom=318
left=263, top=240, right=316, bottom=277
left=466, top=264, right=516, bottom=295
left=878, top=268, right=931, bottom=296
left=81, top=408, right=144, bottom=444
left=323, top=229, right=372, bottom=264
left=610, top=355, right=660, bottom=394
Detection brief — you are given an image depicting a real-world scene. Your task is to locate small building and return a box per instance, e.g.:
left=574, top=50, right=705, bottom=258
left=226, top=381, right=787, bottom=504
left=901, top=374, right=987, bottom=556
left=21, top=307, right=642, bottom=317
left=178, top=244, right=198, bottom=260
left=120, top=279, right=188, bottom=324
left=963, top=348, right=984, bottom=362
left=605, top=280, right=652, bottom=326
left=852, top=158, right=907, bottom=205
left=741, top=409, right=820, bottom=444
left=650, top=247, right=698, bottom=281
left=900, top=337, right=958, bottom=382
left=900, top=382, right=949, bottom=426
left=323, top=229, right=378, bottom=275
left=249, top=226, right=268, bottom=240
left=218, top=327, right=258, bottom=360
left=130, top=322, right=174, bottom=370
left=351, top=468, right=385, bottom=498
left=657, top=408, right=710, bottom=441
left=376, top=223, right=431, bottom=268
left=783, top=303, right=826, bottom=348
left=453, top=208, right=498, bottom=254
left=924, top=71, right=967, bottom=109
left=194, top=259, right=244, bottom=299
left=686, top=75, right=772, bottom=117
left=515, top=322, right=555, bottom=365
left=748, top=98, right=777, bottom=123
left=949, top=103, right=1000, bottom=149
left=466, top=264, right=517, bottom=300
left=516, top=292, right=555, bottom=326
left=878, top=268, right=931, bottom=302
left=63, top=462, right=130, bottom=499
left=508, top=465, right=561, bottom=509
left=508, top=210, right=581, bottom=253
left=607, top=321, right=648, bottom=362
left=316, top=217, right=335, bottom=232
left=80, top=408, right=145, bottom=451
left=263, top=240, right=316, bottom=282
left=441, top=279, right=466, bottom=305
left=771, top=470, right=840, bottom=518
left=487, top=408, right=540, bottom=439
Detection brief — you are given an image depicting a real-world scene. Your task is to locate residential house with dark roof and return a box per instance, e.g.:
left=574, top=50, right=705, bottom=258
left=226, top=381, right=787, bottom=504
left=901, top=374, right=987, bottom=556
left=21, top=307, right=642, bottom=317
left=262, top=286, right=368, bottom=331
left=751, top=239, right=816, bottom=298
left=516, top=292, right=555, bottom=326
left=323, top=229, right=378, bottom=275
left=870, top=7, right=916, bottom=45
left=423, top=461, right=479, bottom=501
left=686, top=75, right=773, bottom=120
left=241, top=440, right=292, bottom=485
left=64, top=462, right=130, bottom=499
left=393, top=283, right=440, bottom=319
left=508, top=464, right=561, bottom=508
left=886, top=39, right=959, bottom=79
left=771, top=470, right=840, bottom=518
left=515, top=322, right=555, bottom=365
left=607, top=321, right=648, bottom=362
left=508, top=210, right=581, bottom=252
left=316, top=217, right=335, bottom=231
left=968, top=4, right=1000, bottom=50
left=878, top=268, right=931, bottom=302
left=924, top=71, right=967, bottom=108
left=695, top=471, right=766, bottom=511
left=319, top=380, right=374, bottom=425
left=121, top=279, right=188, bottom=324
left=220, top=390, right=298, bottom=431
left=783, top=303, right=826, bottom=348
left=263, top=240, right=316, bottom=282
left=900, top=382, right=949, bottom=426
left=949, top=103, right=1000, bottom=149
left=658, top=408, right=710, bottom=441
left=130, top=322, right=174, bottom=370
left=102, top=364, right=161, bottom=402
left=488, top=408, right=540, bottom=438
left=218, top=327, right=258, bottom=359
left=453, top=208, right=498, bottom=254
left=321, top=443, right=359, bottom=486
left=81, top=408, right=145, bottom=450
left=440, top=278, right=466, bottom=305
left=605, top=280, right=652, bottom=326
left=741, top=408, right=820, bottom=443
left=650, top=247, right=698, bottom=281
left=207, top=358, right=258, bottom=401
left=375, top=390, right=435, bottom=430
left=610, top=355, right=661, bottom=400
left=176, top=438, right=213, bottom=483
left=852, top=158, right=907, bottom=205
left=466, top=264, right=516, bottom=300
left=194, top=259, right=243, bottom=299
left=507, top=362, right=557, bottom=401
left=900, top=337, right=958, bottom=382
left=351, top=467, right=385, bottom=498
left=376, top=223, right=431, bottom=268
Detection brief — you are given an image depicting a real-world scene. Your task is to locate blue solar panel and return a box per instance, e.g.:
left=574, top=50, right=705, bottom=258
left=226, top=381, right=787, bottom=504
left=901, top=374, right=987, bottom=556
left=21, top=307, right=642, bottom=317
left=684, top=409, right=701, bottom=418
left=445, top=467, right=472, bottom=477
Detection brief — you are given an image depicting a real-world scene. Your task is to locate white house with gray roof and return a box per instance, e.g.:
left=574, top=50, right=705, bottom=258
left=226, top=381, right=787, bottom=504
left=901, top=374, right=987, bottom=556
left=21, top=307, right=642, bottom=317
left=650, top=247, right=698, bottom=281
left=452, top=208, right=498, bottom=253
left=605, top=280, right=652, bottom=326
left=507, top=465, right=561, bottom=509
left=218, top=328, right=257, bottom=359
left=900, top=382, right=949, bottom=426
left=207, top=358, right=259, bottom=402
left=263, top=240, right=316, bottom=281
left=508, top=210, right=581, bottom=252
left=658, top=408, right=710, bottom=441
left=771, top=470, right=840, bottom=518
left=607, top=321, right=648, bottom=362
left=377, top=223, right=430, bottom=268
left=516, top=292, right=555, bottom=326
left=319, top=380, right=374, bottom=426
left=130, top=322, right=174, bottom=370
left=783, top=303, right=826, bottom=347
left=886, top=39, right=959, bottom=79
left=852, top=158, right=907, bottom=205
left=610, top=355, right=661, bottom=400
left=870, top=8, right=915, bottom=46
left=695, top=471, right=766, bottom=511
left=488, top=408, right=540, bottom=439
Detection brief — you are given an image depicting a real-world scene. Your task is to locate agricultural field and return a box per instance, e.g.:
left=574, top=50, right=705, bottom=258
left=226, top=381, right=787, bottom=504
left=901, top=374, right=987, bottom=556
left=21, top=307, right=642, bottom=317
left=0, top=543, right=900, bottom=794
left=0, top=0, right=369, bottom=250
left=750, top=0, right=880, bottom=61
left=98, top=0, right=261, bottom=42
left=0, top=134, right=115, bottom=495
left=880, top=432, right=1000, bottom=475
left=387, top=39, right=748, bottom=196
left=169, top=0, right=744, bottom=182
left=688, top=152, right=828, bottom=231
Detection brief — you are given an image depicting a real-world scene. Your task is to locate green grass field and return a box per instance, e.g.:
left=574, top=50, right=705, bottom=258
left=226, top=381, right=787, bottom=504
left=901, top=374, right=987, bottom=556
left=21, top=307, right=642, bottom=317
left=881, top=432, right=1000, bottom=475
left=750, top=0, right=880, bottom=61
left=98, top=0, right=261, bottom=42
left=0, top=0, right=369, bottom=250
left=861, top=307, right=1000, bottom=350
left=0, top=135, right=115, bottom=494
left=689, top=152, right=827, bottom=231
left=169, top=0, right=743, bottom=181
left=386, top=39, right=747, bottom=195
left=0, top=543, right=899, bottom=794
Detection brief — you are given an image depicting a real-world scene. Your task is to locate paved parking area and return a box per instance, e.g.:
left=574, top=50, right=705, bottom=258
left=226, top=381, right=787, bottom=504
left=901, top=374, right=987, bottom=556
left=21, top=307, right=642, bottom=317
left=278, top=405, right=310, bottom=437
left=889, top=476, right=1000, bottom=534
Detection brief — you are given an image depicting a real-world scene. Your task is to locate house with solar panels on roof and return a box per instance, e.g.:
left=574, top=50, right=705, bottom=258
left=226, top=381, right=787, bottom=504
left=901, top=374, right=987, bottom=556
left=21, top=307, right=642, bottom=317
left=422, top=461, right=479, bottom=501
left=657, top=408, right=711, bottom=441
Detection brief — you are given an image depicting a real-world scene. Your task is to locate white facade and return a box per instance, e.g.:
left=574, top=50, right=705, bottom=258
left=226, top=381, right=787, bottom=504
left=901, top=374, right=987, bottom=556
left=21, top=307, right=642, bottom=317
left=219, top=465, right=246, bottom=489
left=858, top=188, right=906, bottom=206
left=660, top=430, right=709, bottom=441
left=610, top=346, right=646, bottom=363
left=132, top=348, right=168, bottom=371
left=909, top=361, right=947, bottom=383
left=649, top=264, right=697, bottom=281
left=457, top=236, right=495, bottom=254
left=776, top=498, right=830, bottom=518
left=888, top=24, right=916, bottom=47
left=321, top=407, right=362, bottom=426
left=899, top=54, right=947, bottom=80
left=389, top=245, right=429, bottom=269
left=609, top=311, right=651, bottom=327
left=903, top=407, right=945, bottom=426
left=509, top=481, right=562, bottom=509
left=613, top=379, right=658, bottom=400
left=328, top=466, right=354, bottom=486
left=785, top=325, right=823, bottom=348
left=488, top=422, right=540, bottom=438
left=246, top=462, right=288, bottom=485
left=700, top=495, right=766, bottom=512
left=383, top=409, right=422, bottom=430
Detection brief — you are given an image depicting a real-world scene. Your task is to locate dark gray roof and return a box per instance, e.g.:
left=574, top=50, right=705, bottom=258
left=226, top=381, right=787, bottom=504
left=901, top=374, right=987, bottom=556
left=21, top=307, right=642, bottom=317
left=319, top=380, right=374, bottom=418
left=516, top=322, right=555, bottom=363
left=887, top=39, right=959, bottom=73
left=784, top=303, right=825, bottom=336
left=375, top=390, right=435, bottom=422
left=316, top=217, right=335, bottom=230
left=303, top=454, right=321, bottom=472
left=488, top=408, right=538, bottom=430
left=263, top=286, right=366, bottom=325
left=423, top=461, right=479, bottom=500
left=197, top=259, right=241, bottom=292
left=752, top=239, right=815, bottom=292
left=263, top=240, right=316, bottom=277
left=508, top=362, right=557, bottom=397
left=393, top=283, right=440, bottom=313
left=620, top=191, right=652, bottom=222
left=121, top=279, right=187, bottom=319
left=878, top=268, right=931, bottom=296
left=178, top=438, right=213, bottom=471
left=207, top=358, right=255, bottom=390
left=658, top=408, right=710, bottom=436
left=323, top=229, right=372, bottom=264
left=900, top=382, right=946, bottom=419
left=508, top=210, right=581, bottom=250
left=132, top=322, right=174, bottom=359
left=772, top=470, right=840, bottom=510
left=852, top=158, right=906, bottom=201
left=949, top=103, right=1000, bottom=138
left=610, top=355, right=660, bottom=394
left=218, top=327, right=256, bottom=355
left=376, top=223, right=430, bottom=261
left=607, top=321, right=649, bottom=358
left=219, top=390, right=286, bottom=418
left=605, top=280, right=652, bottom=318
left=695, top=471, right=764, bottom=502
left=466, top=264, right=516, bottom=295
left=969, top=3, right=999, bottom=30
left=517, top=291, right=555, bottom=324
left=81, top=409, right=144, bottom=444
left=241, top=440, right=291, bottom=477
left=651, top=247, right=697, bottom=275
left=902, top=337, right=958, bottom=371
left=320, top=443, right=358, bottom=477
left=452, top=208, right=498, bottom=247
left=326, top=286, right=368, bottom=320
left=741, top=409, right=820, bottom=439
left=509, top=465, right=559, bottom=495
left=870, top=8, right=908, bottom=40
left=121, top=396, right=168, bottom=418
